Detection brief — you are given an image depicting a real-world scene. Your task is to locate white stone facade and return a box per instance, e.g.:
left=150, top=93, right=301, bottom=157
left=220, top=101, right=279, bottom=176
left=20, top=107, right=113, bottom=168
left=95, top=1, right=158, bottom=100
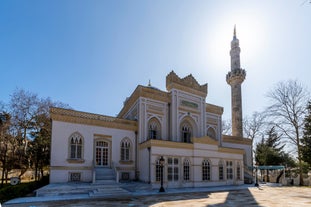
left=50, top=70, right=252, bottom=188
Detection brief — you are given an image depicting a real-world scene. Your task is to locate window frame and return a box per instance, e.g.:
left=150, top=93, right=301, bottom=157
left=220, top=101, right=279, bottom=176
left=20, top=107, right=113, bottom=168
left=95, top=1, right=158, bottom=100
left=120, top=138, right=131, bottom=161
left=219, top=160, right=224, bottom=180
left=202, top=159, right=211, bottom=181
left=180, top=121, right=192, bottom=143
left=68, top=132, right=84, bottom=162
left=148, top=118, right=161, bottom=140
left=226, top=161, right=233, bottom=180
left=183, top=159, right=190, bottom=181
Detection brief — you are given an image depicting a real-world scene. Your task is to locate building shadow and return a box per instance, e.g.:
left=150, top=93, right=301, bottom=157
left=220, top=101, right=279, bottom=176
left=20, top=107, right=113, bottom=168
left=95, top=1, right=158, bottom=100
left=210, top=189, right=261, bottom=207
left=143, top=188, right=261, bottom=207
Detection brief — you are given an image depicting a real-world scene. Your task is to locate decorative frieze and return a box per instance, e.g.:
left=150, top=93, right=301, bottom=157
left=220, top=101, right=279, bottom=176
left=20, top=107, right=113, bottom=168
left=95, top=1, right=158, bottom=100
left=50, top=107, right=137, bottom=131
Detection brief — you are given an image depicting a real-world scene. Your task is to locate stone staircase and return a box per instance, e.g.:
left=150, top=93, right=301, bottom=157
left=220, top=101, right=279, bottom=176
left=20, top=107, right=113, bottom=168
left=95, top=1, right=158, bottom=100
left=90, top=167, right=130, bottom=197
left=89, top=185, right=130, bottom=198
left=94, top=167, right=116, bottom=184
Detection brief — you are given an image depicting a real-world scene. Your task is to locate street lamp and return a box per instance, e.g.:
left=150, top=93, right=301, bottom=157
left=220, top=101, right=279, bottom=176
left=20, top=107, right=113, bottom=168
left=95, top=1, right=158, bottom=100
left=159, top=156, right=165, bottom=192
left=255, top=162, right=259, bottom=187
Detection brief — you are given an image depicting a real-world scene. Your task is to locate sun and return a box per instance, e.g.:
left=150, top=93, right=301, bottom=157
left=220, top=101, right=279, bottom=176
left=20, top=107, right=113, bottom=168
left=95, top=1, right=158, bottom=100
left=207, top=10, right=267, bottom=72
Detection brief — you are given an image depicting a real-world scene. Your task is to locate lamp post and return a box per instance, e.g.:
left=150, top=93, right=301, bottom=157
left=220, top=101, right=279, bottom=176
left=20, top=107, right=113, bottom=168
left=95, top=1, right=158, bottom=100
left=255, top=162, right=259, bottom=187
left=159, top=156, right=165, bottom=192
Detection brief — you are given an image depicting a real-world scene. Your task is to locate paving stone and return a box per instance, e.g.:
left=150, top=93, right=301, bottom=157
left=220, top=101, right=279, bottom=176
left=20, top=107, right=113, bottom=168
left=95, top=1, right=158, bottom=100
left=2, top=185, right=311, bottom=207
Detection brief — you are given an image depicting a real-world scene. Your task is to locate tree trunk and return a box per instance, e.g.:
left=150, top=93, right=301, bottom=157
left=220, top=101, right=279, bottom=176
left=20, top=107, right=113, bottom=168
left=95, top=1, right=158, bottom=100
left=1, top=145, right=8, bottom=187
left=297, top=130, right=304, bottom=186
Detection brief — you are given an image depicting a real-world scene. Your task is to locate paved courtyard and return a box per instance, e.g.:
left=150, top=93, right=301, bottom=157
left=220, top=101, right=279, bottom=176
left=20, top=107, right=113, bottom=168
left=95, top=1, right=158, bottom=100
left=3, top=186, right=311, bottom=207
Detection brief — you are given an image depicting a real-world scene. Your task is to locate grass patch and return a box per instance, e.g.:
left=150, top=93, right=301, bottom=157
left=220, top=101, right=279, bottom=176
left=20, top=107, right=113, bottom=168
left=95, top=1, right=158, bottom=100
left=0, top=176, right=49, bottom=203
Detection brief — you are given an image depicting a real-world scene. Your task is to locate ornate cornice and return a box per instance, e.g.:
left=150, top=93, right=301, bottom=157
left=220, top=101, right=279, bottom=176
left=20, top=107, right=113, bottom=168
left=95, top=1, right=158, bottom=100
left=193, top=136, right=219, bottom=145
left=50, top=166, right=92, bottom=170
left=50, top=107, right=137, bottom=131
left=118, top=86, right=169, bottom=118
left=166, top=71, right=208, bottom=97
left=139, top=139, right=194, bottom=150
left=218, top=147, right=245, bottom=155
left=94, top=134, right=112, bottom=139
left=206, top=103, right=223, bottom=115
left=139, top=138, right=245, bottom=155
left=222, top=135, right=252, bottom=145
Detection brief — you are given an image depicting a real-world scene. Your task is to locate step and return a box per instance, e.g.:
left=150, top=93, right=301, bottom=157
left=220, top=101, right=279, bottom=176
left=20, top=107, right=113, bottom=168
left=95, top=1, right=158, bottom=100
left=89, top=186, right=130, bottom=198
left=96, top=174, right=115, bottom=180
left=95, top=168, right=116, bottom=181
left=93, top=179, right=117, bottom=185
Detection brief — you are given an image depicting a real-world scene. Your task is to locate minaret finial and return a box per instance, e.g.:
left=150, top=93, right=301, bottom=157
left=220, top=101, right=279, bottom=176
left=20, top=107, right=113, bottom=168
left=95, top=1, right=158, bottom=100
left=233, top=24, right=236, bottom=38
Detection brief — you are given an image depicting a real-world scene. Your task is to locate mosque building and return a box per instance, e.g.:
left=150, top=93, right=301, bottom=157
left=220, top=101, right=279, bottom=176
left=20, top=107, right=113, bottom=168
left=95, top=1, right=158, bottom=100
left=50, top=28, right=252, bottom=188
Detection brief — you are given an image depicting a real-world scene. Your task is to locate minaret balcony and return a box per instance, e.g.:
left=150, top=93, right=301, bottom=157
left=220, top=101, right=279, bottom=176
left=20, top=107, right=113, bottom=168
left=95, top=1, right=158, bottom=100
left=226, top=68, right=246, bottom=85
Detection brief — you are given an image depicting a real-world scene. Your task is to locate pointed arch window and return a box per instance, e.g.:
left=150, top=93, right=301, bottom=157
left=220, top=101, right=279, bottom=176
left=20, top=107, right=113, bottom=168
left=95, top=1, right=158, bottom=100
left=148, top=118, right=161, bottom=140
left=120, top=138, right=131, bottom=161
left=202, top=159, right=211, bottom=181
left=183, top=159, right=190, bottom=181
left=69, top=133, right=83, bottom=159
left=181, top=121, right=192, bottom=143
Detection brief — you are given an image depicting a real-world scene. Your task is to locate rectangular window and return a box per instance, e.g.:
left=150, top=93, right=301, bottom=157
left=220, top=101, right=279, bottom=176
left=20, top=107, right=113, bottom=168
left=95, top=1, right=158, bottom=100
left=226, top=161, right=233, bottom=180
left=219, top=166, right=224, bottom=180
left=167, top=167, right=173, bottom=181
left=121, top=172, right=130, bottom=180
left=69, top=172, right=81, bottom=182
left=183, top=165, right=190, bottom=181
left=167, top=157, right=179, bottom=182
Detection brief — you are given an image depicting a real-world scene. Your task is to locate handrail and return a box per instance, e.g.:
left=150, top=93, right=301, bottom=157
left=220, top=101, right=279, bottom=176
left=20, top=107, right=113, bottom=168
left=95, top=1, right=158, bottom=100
left=111, top=161, right=119, bottom=183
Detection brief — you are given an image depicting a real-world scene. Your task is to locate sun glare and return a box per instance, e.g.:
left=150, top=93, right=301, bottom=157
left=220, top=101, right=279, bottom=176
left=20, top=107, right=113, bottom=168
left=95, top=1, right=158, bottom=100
left=208, top=10, right=267, bottom=71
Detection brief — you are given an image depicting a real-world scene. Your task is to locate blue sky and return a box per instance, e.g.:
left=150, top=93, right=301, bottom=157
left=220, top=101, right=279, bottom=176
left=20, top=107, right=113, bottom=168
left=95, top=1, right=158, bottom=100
left=0, top=0, right=310, bottom=120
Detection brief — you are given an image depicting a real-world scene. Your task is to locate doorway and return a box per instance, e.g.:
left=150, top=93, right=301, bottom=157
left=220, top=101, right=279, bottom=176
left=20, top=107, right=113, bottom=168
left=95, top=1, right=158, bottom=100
left=95, top=140, right=110, bottom=167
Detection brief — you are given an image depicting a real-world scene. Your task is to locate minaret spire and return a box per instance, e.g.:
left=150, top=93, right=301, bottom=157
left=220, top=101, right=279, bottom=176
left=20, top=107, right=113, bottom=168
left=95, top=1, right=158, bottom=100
left=226, top=27, right=246, bottom=138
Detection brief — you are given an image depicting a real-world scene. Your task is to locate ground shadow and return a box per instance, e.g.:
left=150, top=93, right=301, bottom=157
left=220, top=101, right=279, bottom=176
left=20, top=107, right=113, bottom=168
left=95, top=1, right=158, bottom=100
left=138, top=188, right=261, bottom=207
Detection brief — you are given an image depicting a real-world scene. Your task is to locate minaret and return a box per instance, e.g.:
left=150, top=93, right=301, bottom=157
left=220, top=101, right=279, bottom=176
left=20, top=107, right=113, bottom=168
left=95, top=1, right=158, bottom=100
left=226, top=26, right=246, bottom=137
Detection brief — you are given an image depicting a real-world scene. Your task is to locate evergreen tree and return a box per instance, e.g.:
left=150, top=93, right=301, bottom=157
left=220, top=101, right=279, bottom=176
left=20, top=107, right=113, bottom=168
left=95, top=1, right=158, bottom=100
left=255, top=126, right=285, bottom=166
left=301, top=102, right=311, bottom=168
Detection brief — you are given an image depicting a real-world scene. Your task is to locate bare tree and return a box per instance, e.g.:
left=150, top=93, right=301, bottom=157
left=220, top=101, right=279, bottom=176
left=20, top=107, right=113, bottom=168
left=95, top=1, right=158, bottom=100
left=244, top=112, right=266, bottom=142
left=222, top=119, right=232, bottom=135
left=266, top=80, right=310, bottom=185
left=243, top=111, right=266, bottom=181
left=10, top=89, right=40, bottom=152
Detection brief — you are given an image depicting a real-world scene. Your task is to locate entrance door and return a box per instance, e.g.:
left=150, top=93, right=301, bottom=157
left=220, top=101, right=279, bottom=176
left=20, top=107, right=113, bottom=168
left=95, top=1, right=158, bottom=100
left=95, top=141, right=109, bottom=167
left=167, top=157, right=179, bottom=187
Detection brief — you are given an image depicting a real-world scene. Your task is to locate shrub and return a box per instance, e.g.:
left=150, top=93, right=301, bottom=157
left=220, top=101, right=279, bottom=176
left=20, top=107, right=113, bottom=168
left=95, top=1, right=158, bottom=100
left=0, top=176, right=49, bottom=203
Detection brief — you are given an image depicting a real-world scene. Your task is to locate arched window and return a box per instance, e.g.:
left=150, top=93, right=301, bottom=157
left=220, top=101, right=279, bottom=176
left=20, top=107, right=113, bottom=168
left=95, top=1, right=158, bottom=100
left=180, top=121, right=192, bottom=143
left=148, top=118, right=161, bottom=140
left=120, top=138, right=131, bottom=161
left=183, top=159, right=190, bottom=181
left=207, top=127, right=216, bottom=139
left=237, top=162, right=241, bottom=180
left=202, top=159, right=211, bottom=181
left=69, top=133, right=83, bottom=159
left=219, top=160, right=224, bottom=180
